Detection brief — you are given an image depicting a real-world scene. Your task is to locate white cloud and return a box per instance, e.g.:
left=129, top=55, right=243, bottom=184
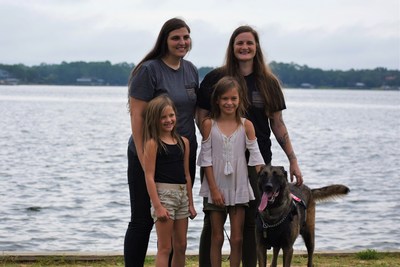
left=0, top=0, right=399, bottom=69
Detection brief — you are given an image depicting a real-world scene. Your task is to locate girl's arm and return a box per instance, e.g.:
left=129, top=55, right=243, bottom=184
left=204, top=166, right=225, bottom=206
left=269, top=111, right=303, bottom=185
left=244, top=119, right=265, bottom=173
left=195, top=107, right=210, bottom=136
left=182, top=137, right=197, bottom=219
left=143, top=139, right=170, bottom=221
left=201, top=119, right=225, bottom=206
left=130, top=97, right=147, bottom=167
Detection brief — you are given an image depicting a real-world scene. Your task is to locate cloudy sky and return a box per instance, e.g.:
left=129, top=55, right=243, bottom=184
left=1, top=0, right=399, bottom=70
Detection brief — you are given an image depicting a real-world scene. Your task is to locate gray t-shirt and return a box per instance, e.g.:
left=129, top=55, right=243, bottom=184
left=128, top=58, right=199, bottom=155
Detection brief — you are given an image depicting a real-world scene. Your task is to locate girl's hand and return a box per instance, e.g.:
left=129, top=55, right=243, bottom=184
left=155, top=206, right=170, bottom=222
left=189, top=204, right=197, bottom=220
left=211, top=188, right=225, bottom=207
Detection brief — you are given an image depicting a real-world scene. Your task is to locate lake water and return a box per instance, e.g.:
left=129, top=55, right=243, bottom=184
left=0, top=85, right=399, bottom=253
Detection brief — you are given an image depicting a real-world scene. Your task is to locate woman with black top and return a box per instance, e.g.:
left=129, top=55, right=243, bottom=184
left=196, top=25, right=303, bottom=267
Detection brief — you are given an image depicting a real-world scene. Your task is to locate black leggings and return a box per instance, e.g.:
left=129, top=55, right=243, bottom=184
left=198, top=166, right=260, bottom=267
left=124, top=144, right=197, bottom=267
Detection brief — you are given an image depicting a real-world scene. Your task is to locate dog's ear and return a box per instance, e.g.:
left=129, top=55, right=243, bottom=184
left=278, top=166, right=288, bottom=180
left=278, top=166, right=285, bottom=173
left=257, top=164, right=266, bottom=175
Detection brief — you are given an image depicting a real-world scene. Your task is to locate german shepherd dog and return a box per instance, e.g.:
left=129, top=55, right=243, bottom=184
left=255, top=165, right=349, bottom=267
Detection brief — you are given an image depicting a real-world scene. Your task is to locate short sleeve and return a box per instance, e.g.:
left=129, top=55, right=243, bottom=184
left=197, top=68, right=224, bottom=111
left=246, top=137, right=265, bottom=166
left=197, top=135, right=212, bottom=167
left=128, top=65, right=156, bottom=101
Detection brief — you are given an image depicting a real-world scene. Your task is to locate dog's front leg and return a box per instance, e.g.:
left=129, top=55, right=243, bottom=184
left=271, top=247, right=280, bottom=267
left=282, top=247, right=294, bottom=267
left=256, top=247, right=267, bottom=267
left=256, top=235, right=267, bottom=267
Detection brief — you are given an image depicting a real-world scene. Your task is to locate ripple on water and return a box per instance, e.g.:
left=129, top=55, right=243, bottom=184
left=1, top=87, right=399, bottom=252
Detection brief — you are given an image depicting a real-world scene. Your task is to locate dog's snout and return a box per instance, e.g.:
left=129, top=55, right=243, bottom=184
left=264, top=183, right=273, bottom=191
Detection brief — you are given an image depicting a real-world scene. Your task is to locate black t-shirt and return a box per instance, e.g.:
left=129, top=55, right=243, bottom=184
left=197, top=68, right=286, bottom=164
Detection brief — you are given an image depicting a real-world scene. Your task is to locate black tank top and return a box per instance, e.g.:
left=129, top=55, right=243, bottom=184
left=154, top=141, right=186, bottom=184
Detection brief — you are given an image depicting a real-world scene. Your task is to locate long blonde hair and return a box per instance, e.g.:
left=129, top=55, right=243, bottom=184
left=143, top=95, right=184, bottom=153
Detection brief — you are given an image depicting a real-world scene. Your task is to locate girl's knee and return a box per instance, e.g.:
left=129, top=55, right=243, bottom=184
left=157, top=245, right=172, bottom=257
left=212, top=233, right=224, bottom=247
left=230, top=235, right=243, bottom=248
left=174, top=240, right=187, bottom=254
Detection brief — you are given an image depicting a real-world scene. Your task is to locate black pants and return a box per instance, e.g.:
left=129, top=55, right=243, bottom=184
left=124, top=144, right=197, bottom=267
left=198, top=166, right=260, bottom=267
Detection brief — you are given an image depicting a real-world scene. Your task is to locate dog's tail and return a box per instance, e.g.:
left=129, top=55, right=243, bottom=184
left=311, top=184, right=350, bottom=202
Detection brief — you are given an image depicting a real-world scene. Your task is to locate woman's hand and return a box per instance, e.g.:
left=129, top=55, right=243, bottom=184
left=290, top=160, right=303, bottom=186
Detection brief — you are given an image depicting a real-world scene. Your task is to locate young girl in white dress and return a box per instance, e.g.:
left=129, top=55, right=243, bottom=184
left=197, top=76, right=265, bottom=267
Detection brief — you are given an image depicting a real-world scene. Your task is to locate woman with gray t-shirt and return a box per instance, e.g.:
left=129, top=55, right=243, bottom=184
left=124, top=18, right=199, bottom=267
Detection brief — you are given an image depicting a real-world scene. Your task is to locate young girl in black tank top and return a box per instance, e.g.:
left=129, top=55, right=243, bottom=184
left=142, top=95, right=197, bottom=266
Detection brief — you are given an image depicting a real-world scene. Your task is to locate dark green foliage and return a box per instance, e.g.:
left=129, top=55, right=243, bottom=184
left=356, top=249, right=380, bottom=260
left=0, top=61, right=398, bottom=88
left=0, top=61, right=134, bottom=86
left=270, top=62, right=399, bottom=89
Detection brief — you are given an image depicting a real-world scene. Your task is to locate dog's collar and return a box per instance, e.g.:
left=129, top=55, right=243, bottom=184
left=257, top=200, right=295, bottom=229
left=257, top=193, right=306, bottom=230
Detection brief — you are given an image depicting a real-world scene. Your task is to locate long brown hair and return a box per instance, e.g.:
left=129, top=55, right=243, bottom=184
left=223, top=25, right=285, bottom=117
left=210, top=76, right=245, bottom=124
left=143, top=95, right=184, bottom=154
left=127, top=18, right=191, bottom=111
left=130, top=17, right=191, bottom=78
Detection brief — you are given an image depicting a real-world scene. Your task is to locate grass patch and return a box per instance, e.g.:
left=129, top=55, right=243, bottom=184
left=356, top=249, right=380, bottom=260
left=1, top=252, right=399, bottom=267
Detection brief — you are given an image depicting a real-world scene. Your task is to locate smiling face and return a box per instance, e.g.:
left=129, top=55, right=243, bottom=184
left=233, top=32, right=257, bottom=62
left=159, top=105, right=176, bottom=134
left=166, top=27, right=191, bottom=59
left=216, top=87, right=240, bottom=117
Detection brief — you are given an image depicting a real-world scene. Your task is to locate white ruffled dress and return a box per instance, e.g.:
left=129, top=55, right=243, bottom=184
left=197, top=118, right=265, bottom=206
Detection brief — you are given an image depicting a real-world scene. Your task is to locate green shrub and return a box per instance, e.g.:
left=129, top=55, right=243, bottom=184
left=356, top=249, right=379, bottom=260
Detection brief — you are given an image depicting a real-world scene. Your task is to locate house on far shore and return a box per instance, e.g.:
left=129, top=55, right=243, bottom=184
left=354, top=82, right=365, bottom=89
left=76, top=77, right=104, bottom=86
left=0, top=69, right=20, bottom=85
left=300, top=82, right=315, bottom=89
left=0, top=78, right=20, bottom=85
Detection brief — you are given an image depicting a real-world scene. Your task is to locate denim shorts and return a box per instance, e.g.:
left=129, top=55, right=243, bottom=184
left=151, top=183, right=190, bottom=222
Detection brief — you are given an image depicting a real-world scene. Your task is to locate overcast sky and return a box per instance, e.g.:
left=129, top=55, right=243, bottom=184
left=1, top=0, right=399, bottom=70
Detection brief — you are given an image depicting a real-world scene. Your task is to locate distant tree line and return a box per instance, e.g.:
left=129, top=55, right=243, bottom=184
left=270, top=62, right=399, bottom=89
left=0, top=61, right=398, bottom=89
left=0, top=61, right=132, bottom=86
